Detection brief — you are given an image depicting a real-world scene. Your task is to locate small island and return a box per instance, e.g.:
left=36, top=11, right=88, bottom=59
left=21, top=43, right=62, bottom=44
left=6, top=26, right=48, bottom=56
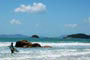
left=64, top=33, right=90, bottom=39
left=31, top=35, right=40, bottom=38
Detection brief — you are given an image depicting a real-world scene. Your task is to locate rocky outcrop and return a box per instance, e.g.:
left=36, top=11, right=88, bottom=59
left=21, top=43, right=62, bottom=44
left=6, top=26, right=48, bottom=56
left=32, top=35, right=39, bottom=38
left=15, top=40, right=52, bottom=48
left=15, top=40, right=32, bottom=48
left=15, top=40, right=42, bottom=48
left=65, top=33, right=90, bottom=39
left=32, top=43, right=41, bottom=47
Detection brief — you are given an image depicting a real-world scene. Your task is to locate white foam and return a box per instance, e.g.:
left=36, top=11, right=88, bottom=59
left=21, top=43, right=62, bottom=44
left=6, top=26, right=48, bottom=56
left=32, top=42, right=90, bottom=47
left=0, top=48, right=90, bottom=60
left=0, top=42, right=90, bottom=47
left=0, top=42, right=16, bottom=47
left=0, top=42, right=90, bottom=60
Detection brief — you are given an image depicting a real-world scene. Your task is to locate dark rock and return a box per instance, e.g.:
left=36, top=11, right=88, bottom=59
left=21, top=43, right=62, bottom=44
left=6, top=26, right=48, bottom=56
left=32, top=35, right=39, bottom=38
left=15, top=40, right=32, bottom=47
left=32, top=43, right=41, bottom=47
left=15, top=40, right=52, bottom=48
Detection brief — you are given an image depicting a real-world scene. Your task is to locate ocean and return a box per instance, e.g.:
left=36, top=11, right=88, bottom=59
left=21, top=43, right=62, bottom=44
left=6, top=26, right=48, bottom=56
left=0, top=38, right=90, bottom=60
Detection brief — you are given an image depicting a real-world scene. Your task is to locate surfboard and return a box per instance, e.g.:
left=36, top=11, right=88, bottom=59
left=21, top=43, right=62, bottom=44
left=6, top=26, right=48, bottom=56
left=9, top=46, right=19, bottom=52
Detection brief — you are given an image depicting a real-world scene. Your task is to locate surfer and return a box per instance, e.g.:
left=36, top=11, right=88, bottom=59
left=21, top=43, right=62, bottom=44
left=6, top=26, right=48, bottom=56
left=9, top=42, right=19, bottom=53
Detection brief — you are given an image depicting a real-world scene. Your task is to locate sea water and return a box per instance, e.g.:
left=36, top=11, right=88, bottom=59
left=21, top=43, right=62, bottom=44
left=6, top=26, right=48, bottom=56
left=0, top=38, right=90, bottom=60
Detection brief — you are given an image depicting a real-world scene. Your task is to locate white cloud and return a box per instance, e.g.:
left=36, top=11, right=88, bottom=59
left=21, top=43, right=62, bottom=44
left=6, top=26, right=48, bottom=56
left=84, top=17, right=90, bottom=23
left=10, top=19, right=21, bottom=24
left=64, top=24, right=78, bottom=28
left=15, top=2, right=46, bottom=13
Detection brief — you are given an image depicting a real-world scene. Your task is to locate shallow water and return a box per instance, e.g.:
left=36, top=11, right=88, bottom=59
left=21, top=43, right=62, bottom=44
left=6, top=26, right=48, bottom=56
left=0, top=38, right=90, bottom=60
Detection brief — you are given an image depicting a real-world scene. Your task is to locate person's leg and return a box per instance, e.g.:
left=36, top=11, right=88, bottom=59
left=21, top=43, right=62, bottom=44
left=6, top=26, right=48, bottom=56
left=11, top=50, right=14, bottom=53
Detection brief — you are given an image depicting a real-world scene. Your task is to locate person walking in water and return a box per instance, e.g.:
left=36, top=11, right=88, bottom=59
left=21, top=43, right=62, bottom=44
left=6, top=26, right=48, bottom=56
left=9, top=42, right=14, bottom=53
left=9, top=42, right=19, bottom=53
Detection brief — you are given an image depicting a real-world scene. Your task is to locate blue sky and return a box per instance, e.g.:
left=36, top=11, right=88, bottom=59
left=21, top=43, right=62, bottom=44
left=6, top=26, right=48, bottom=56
left=0, top=0, right=90, bottom=37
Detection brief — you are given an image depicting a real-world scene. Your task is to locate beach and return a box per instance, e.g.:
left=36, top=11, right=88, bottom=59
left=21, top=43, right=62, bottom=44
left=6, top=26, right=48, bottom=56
left=0, top=38, right=90, bottom=60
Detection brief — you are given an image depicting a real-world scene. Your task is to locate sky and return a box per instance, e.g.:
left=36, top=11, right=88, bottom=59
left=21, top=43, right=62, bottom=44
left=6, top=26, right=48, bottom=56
left=0, top=0, right=90, bottom=37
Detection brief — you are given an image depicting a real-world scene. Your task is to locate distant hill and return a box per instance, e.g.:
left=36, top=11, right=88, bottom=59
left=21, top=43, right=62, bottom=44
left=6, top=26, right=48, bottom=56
left=64, top=33, right=90, bottom=39
left=0, top=34, right=29, bottom=38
